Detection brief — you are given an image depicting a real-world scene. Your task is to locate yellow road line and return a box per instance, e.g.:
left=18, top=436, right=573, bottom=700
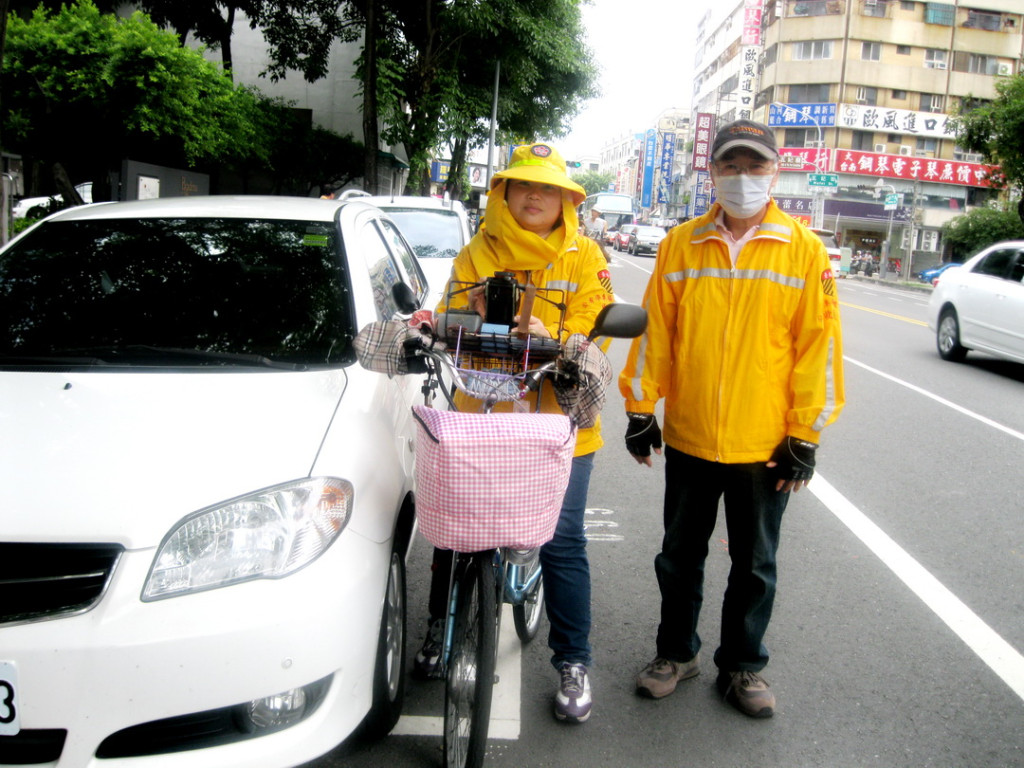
left=839, top=301, right=928, bottom=327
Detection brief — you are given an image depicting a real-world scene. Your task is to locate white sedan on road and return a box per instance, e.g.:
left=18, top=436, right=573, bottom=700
left=927, top=240, right=1024, bottom=364
left=0, top=196, right=430, bottom=767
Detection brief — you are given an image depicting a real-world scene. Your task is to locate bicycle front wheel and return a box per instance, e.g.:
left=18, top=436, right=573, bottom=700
left=513, top=571, right=544, bottom=643
left=443, top=551, right=498, bottom=768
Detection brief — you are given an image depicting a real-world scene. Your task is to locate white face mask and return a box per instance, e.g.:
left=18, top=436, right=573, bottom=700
left=714, top=173, right=774, bottom=219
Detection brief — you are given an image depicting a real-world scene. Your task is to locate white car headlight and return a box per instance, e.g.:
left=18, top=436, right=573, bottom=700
left=142, top=478, right=353, bottom=601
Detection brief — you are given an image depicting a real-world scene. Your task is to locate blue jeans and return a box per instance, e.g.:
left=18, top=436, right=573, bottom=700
left=426, top=453, right=595, bottom=669
left=655, top=447, right=788, bottom=672
left=540, top=452, right=594, bottom=669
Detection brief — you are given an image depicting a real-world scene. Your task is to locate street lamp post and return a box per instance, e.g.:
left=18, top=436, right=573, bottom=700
left=771, top=102, right=825, bottom=230
left=873, top=179, right=897, bottom=280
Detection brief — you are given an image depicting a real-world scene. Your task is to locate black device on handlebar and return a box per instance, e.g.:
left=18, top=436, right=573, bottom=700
left=484, top=271, right=520, bottom=326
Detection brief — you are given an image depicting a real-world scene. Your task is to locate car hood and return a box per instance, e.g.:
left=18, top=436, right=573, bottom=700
left=0, top=370, right=347, bottom=547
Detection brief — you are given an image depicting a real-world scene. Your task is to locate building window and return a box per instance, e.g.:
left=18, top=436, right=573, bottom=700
left=896, top=45, right=911, bottom=55
left=851, top=130, right=875, bottom=150
left=789, top=83, right=831, bottom=101
left=887, top=133, right=901, bottom=142
left=784, top=128, right=820, bottom=147
left=924, top=2, right=954, bottom=26
left=915, top=137, right=938, bottom=155
left=964, top=10, right=1001, bottom=32
left=892, top=89, right=907, bottom=99
left=790, top=0, right=843, bottom=18
left=793, top=40, right=834, bottom=60
left=899, top=1, right=915, bottom=9
left=967, top=54, right=999, bottom=75
left=855, top=85, right=878, bottom=105
left=924, top=49, right=947, bottom=69
left=863, top=1, right=887, bottom=19
left=862, top=42, right=881, bottom=60
left=920, top=93, right=943, bottom=112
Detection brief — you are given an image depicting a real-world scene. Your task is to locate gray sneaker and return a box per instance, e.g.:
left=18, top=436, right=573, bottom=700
left=554, top=663, right=592, bottom=723
left=717, top=669, right=775, bottom=718
left=635, top=654, right=700, bottom=699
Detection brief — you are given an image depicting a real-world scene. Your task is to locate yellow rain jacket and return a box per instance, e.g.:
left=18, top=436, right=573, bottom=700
left=438, top=179, right=615, bottom=457
left=619, top=200, right=844, bottom=463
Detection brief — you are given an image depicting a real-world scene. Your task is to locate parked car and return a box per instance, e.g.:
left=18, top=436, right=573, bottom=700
left=917, top=261, right=962, bottom=285
left=348, top=193, right=471, bottom=305
left=810, top=227, right=842, bottom=267
left=0, top=196, right=429, bottom=767
left=11, top=182, right=93, bottom=219
left=628, top=225, right=667, bottom=256
left=927, top=240, right=1024, bottom=364
left=614, top=223, right=638, bottom=252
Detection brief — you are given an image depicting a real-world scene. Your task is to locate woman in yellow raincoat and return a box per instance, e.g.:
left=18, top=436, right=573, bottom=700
left=414, top=142, right=615, bottom=725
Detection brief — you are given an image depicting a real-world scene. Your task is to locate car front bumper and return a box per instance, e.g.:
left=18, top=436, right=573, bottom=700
left=3, top=532, right=391, bottom=768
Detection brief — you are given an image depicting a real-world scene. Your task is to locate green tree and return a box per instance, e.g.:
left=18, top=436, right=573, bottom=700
left=941, top=204, right=1024, bottom=261
left=953, top=74, right=1024, bottom=224
left=369, top=0, right=597, bottom=195
left=2, top=0, right=268, bottom=200
left=570, top=169, right=615, bottom=198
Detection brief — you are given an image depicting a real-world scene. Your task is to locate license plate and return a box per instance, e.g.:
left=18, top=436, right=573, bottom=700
left=0, top=661, right=19, bottom=736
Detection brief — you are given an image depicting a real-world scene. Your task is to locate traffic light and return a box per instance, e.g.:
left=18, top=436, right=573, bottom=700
left=567, top=160, right=582, bottom=168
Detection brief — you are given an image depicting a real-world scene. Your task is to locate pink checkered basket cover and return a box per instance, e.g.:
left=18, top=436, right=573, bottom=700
left=412, top=405, right=575, bottom=551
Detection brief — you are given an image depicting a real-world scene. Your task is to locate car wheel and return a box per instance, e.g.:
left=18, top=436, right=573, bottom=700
left=937, top=307, right=968, bottom=362
left=360, top=547, right=407, bottom=739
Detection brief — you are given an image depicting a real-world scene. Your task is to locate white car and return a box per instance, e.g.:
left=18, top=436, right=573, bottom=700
left=350, top=193, right=472, bottom=306
left=11, top=182, right=93, bottom=219
left=927, top=240, right=1024, bottom=364
left=0, top=196, right=431, bottom=766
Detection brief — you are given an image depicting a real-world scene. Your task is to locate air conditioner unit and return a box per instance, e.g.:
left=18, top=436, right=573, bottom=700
left=932, top=62, right=947, bottom=70
left=899, top=146, right=912, bottom=156
left=874, top=143, right=887, bottom=153
left=804, top=140, right=820, bottom=148
left=997, top=63, right=1012, bottom=76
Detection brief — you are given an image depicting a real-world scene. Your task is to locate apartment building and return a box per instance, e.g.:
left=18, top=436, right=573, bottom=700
left=691, top=0, right=1023, bottom=274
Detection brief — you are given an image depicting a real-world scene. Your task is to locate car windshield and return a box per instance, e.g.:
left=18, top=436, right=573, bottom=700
left=383, top=208, right=463, bottom=259
left=0, top=217, right=356, bottom=367
left=636, top=226, right=663, bottom=237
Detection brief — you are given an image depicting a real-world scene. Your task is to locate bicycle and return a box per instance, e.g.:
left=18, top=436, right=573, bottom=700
left=401, top=284, right=647, bottom=768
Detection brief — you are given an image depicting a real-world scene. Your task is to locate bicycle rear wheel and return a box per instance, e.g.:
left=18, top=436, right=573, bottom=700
left=512, top=570, right=544, bottom=643
left=443, top=551, right=498, bottom=768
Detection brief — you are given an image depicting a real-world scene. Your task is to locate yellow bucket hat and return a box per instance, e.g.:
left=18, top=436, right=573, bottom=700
left=491, top=142, right=587, bottom=207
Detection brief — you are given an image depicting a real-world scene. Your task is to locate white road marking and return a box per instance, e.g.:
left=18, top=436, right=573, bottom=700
left=393, top=604, right=522, bottom=739
left=845, top=356, right=1024, bottom=442
left=809, top=474, right=1024, bottom=703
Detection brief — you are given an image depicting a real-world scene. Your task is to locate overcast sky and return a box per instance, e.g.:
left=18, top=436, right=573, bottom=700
left=556, top=0, right=713, bottom=160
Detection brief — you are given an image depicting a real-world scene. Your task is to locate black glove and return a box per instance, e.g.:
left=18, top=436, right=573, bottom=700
left=768, top=436, right=817, bottom=484
left=625, top=413, right=662, bottom=458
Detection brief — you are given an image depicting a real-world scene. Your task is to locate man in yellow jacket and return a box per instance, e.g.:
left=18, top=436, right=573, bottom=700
left=620, top=120, right=845, bottom=718
left=415, top=142, right=615, bottom=724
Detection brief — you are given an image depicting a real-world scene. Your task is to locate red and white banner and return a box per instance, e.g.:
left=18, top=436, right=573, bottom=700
left=835, top=149, right=994, bottom=187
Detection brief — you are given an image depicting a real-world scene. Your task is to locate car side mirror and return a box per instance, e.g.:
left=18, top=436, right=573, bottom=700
left=588, top=302, right=647, bottom=341
left=391, top=282, right=420, bottom=316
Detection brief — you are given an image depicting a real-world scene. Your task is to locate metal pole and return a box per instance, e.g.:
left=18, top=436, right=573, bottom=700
left=486, top=61, right=500, bottom=189
left=771, top=102, right=824, bottom=229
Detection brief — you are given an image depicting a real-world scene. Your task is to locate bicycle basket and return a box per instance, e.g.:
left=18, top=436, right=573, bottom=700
left=412, top=405, right=575, bottom=551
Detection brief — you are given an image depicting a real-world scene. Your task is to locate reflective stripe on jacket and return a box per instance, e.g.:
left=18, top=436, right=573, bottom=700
left=619, top=201, right=845, bottom=463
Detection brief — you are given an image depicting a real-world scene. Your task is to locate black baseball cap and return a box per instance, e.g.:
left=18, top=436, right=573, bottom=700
left=712, top=120, right=778, bottom=161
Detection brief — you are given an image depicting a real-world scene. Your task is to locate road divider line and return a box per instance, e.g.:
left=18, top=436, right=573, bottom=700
left=844, top=356, right=1024, bottom=443
left=810, top=474, right=1024, bottom=704
left=839, top=301, right=928, bottom=326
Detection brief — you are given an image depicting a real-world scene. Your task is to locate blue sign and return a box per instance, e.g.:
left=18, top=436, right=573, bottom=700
left=658, top=132, right=676, bottom=205
left=767, top=103, right=837, bottom=128
left=430, top=161, right=450, bottom=183
left=641, top=129, right=656, bottom=209
left=692, top=170, right=711, bottom=218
